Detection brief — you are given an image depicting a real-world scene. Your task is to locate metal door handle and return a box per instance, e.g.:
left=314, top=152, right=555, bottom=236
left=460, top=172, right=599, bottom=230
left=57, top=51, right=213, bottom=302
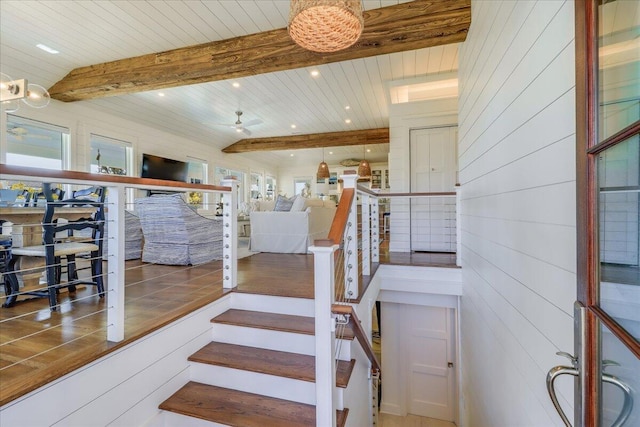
left=546, top=352, right=634, bottom=427
left=602, top=372, right=633, bottom=427
left=546, top=361, right=578, bottom=427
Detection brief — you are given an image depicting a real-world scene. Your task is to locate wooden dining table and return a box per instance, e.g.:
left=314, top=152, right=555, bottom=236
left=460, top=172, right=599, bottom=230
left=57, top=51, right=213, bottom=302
left=0, top=206, right=96, bottom=295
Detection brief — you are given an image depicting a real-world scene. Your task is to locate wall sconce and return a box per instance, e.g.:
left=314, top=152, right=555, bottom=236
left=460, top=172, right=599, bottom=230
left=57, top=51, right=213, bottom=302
left=0, top=73, right=51, bottom=112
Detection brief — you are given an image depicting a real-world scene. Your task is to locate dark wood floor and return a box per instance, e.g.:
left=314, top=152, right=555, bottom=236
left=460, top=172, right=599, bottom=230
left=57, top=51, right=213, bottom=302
left=0, top=245, right=457, bottom=406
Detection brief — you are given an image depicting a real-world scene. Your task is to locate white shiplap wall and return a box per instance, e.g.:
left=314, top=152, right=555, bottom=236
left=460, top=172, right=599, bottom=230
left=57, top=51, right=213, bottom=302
left=458, top=1, right=576, bottom=426
left=0, top=99, right=279, bottom=188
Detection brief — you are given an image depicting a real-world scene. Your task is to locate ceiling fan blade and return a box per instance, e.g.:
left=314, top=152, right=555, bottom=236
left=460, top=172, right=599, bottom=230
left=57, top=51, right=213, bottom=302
left=241, top=127, right=252, bottom=136
left=242, top=119, right=263, bottom=127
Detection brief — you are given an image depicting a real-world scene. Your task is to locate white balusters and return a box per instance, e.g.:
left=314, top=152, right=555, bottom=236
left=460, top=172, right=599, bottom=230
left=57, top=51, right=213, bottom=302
left=220, top=178, right=238, bottom=289
left=107, top=184, right=125, bottom=342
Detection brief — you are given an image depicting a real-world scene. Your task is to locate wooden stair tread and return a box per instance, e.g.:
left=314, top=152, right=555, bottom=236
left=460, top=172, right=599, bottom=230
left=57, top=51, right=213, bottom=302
left=189, top=342, right=355, bottom=388
left=160, top=381, right=349, bottom=427
left=212, top=309, right=354, bottom=340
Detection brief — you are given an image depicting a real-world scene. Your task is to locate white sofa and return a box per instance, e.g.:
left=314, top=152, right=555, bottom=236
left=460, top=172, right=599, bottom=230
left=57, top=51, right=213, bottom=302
left=249, top=197, right=337, bottom=254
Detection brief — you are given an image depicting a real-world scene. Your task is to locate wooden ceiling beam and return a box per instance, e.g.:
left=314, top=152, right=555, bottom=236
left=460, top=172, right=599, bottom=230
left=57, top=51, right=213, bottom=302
left=222, top=128, right=389, bottom=153
left=48, top=0, right=470, bottom=102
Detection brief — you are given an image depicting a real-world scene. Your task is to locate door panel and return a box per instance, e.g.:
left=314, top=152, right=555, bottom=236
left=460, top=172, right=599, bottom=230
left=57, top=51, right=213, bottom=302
left=404, top=305, right=455, bottom=422
left=567, top=1, right=640, bottom=426
left=598, top=135, right=640, bottom=338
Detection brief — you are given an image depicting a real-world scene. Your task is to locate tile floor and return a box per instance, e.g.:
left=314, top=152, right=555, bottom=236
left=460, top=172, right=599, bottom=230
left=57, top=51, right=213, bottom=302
left=378, top=413, right=456, bottom=427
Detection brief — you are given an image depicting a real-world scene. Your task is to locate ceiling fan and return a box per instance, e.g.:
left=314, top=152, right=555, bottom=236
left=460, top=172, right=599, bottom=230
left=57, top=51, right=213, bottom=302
left=213, top=111, right=262, bottom=136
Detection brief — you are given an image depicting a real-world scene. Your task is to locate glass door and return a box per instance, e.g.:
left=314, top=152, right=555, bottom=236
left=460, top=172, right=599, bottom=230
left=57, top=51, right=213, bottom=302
left=564, top=1, right=640, bottom=426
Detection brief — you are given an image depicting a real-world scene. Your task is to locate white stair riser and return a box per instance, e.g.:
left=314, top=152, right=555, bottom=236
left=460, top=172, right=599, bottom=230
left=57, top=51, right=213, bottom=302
left=211, top=324, right=316, bottom=355
left=335, top=338, right=353, bottom=361
left=230, top=293, right=314, bottom=316
left=190, top=363, right=317, bottom=405
left=211, top=324, right=353, bottom=360
left=162, top=411, right=227, bottom=427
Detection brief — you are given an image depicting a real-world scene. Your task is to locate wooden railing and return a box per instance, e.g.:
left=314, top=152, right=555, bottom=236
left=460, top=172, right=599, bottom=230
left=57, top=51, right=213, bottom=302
left=311, top=175, right=461, bottom=425
left=326, top=187, right=354, bottom=245
left=331, top=303, right=381, bottom=374
left=0, top=164, right=236, bottom=405
left=310, top=172, right=377, bottom=427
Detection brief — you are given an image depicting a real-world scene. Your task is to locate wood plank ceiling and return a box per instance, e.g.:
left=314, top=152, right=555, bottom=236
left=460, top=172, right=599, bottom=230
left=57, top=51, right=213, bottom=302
left=48, top=0, right=469, bottom=101
left=0, top=1, right=468, bottom=167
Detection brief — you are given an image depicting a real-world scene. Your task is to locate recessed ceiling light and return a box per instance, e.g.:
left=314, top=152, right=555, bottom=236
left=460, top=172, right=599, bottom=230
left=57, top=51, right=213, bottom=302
left=232, top=82, right=240, bottom=88
left=291, top=124, right=297, bottom=129
left=367, top=149, right=371, bottom=153
left=290, top=153, right=294, bottom=157
left=329, top=151, right=333, bottom=155
left=36, top=43, right=59, bottom=54
left=310, top=70, right=320, bottom=77
left=158, top=92, right=165, bottom=97
left=345, top=119, right=351, bottom=124
left=345, top=105, right=350, bottom=110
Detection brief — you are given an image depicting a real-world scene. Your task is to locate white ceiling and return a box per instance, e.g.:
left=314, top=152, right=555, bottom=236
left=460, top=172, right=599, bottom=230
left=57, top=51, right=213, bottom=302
left=0, top=0, right=460, bottom=168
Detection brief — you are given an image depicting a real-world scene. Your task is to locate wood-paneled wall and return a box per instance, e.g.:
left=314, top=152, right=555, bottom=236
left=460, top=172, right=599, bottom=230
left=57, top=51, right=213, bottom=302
left=457, top=1, right=576, bottom=425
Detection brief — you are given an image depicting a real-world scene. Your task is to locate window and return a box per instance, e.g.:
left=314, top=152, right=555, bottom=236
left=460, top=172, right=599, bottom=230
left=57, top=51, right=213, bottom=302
left=214, top=166, right=245, bottom=206
left=6, top=115, right=70, bottom=169
left=250, top=172, right=263, bottom=200
left=187, top=157, right=208, bottom=208
left=265, top=175, right=277, bottom=201
left=294, top=177, right=312, bottom=198
left=90, top=134, right=132, bottom=175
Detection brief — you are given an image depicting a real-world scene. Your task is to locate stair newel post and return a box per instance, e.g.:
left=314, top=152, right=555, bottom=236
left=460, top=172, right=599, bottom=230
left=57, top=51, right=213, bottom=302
left=341, top=173, right=359, bottom=300
left=220, top=178, right=238, bottom=289
left=370, top=195, right=380, bottom=264
left=107, top=184, right=125, bottom=342
left=360, top=193, right=371, bottom=276
left=309, top=242, right=339, bottom=427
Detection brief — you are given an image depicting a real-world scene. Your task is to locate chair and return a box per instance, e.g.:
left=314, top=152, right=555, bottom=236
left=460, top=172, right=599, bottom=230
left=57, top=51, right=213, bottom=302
left=3, top=184, right=106, bottom=310
left=19, top=189, right=31, bottom=207
left=0, top=220, right=12, bottom=296
left=135, top=193, right=223, bottom=265
left=33, top=187, right=65, bottom=206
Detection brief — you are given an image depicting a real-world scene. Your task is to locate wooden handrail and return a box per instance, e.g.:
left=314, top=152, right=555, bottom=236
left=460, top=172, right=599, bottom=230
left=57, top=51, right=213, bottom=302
left=357, top=184, right=455, bottom=197
left=326, top=188, right=355, bottom=245
left=0, top=164, right=231, bottom=192
left=332, top=304, right=381, bottom=375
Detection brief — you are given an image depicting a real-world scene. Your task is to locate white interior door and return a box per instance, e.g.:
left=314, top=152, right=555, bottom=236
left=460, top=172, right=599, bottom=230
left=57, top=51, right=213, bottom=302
left=403, top=305, right=456, bottom=421
left=410, top=127, right=458, bottom=252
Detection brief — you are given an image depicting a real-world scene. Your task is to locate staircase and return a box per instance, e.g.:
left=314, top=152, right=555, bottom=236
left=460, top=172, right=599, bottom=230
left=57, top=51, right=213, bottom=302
left=159, top=293, right=357, bottom=426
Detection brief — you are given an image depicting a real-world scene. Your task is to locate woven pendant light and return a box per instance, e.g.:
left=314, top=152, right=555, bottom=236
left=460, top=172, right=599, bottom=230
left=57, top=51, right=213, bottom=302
left=317, top=148, right=330, bottom=179
left=357, top=158, right=371, bottom=178
left=288, top=0, right=364, bottom=53
left=357, top=146, right=371, bottom=178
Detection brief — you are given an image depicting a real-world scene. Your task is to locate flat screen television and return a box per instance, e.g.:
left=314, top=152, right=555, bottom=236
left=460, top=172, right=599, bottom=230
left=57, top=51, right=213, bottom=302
left=140, top=154, right=189, bottom=182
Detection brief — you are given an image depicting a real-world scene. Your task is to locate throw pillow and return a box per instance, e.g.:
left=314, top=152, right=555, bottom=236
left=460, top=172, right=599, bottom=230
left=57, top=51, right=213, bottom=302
left=274, top=195, right=295, bottom=212
left=258, top=199, right=276, bottom=211
left=290, top=195, right=306, bottom=212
